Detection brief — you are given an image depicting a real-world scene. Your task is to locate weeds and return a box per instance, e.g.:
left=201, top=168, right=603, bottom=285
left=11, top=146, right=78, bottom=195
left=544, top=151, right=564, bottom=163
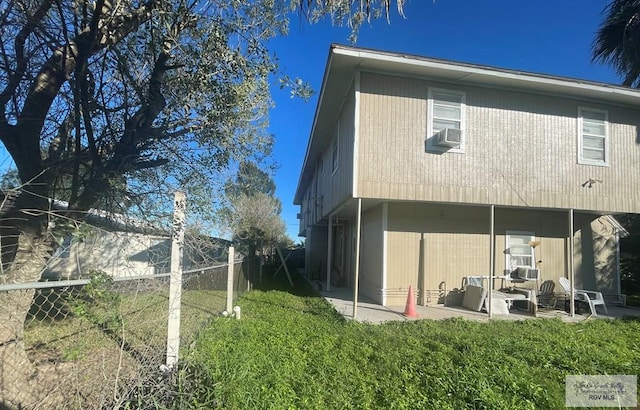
left=182, top=275, right=640, bottom=409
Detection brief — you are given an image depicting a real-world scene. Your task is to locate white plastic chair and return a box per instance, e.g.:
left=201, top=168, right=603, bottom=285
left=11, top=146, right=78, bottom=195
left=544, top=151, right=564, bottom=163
left=559, top=277, right=608, bottom=316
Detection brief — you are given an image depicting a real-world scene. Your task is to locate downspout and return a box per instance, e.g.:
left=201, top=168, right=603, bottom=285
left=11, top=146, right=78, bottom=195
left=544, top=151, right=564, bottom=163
left=488, top=205, right=495, bottom=318
left=569, top=209, right=575, bottom=318
left=352, top=198, right=362, bottom=319
left=352, top=71, right=362, bottom=316
left=353, top=70, right=361, bottom=199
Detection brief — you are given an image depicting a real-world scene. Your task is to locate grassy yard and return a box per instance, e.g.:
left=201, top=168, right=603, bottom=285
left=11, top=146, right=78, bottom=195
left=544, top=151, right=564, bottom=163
left=23, top=285, right=227, bottom=408
left=183, top=274, right=640, bottom=410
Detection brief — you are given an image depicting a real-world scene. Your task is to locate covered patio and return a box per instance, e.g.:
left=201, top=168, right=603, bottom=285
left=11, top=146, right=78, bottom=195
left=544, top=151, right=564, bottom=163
left=319, top=284, right=640, bottom=324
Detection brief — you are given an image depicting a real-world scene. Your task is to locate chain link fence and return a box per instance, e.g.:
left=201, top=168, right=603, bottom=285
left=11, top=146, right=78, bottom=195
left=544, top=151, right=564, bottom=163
left=0, top=254, right=258, bottom=409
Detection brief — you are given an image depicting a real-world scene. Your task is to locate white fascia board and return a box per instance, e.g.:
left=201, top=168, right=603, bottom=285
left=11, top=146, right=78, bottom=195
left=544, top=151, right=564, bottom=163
left=332, top=46, right=640, bottom=106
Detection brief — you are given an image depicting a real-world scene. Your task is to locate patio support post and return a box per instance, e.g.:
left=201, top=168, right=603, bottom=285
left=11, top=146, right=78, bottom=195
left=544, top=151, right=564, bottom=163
left=616, top=230, right=622, bottom=304
left=352, top=198, right=362, bottom=319
left=488, top=205, right=495, bottom=318
left=420, top=235, right=426, bottom=306
left=327, top=216, right=333, bottom=292
left=569, top=209, right=575, bottom=317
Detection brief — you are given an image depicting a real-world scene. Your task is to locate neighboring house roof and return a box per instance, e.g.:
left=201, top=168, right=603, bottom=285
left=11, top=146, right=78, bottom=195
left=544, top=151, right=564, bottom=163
left=294, top=44, right=640, bottom=204
left=0, top=189, right=168, bottom=236
left=1, top=190, right=231, bottom=248
left=50, top=199, right=170, bottom=237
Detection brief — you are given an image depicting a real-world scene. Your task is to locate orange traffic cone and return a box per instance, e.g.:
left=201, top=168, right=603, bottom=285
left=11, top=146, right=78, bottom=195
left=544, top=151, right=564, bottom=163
left=404, top=286, right=419, bottom=318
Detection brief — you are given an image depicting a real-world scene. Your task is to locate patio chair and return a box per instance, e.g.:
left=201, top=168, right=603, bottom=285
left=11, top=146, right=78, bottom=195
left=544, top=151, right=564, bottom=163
left=558, top=277, right=608, bottom=316
left=537, top=280, right=556, bottom=309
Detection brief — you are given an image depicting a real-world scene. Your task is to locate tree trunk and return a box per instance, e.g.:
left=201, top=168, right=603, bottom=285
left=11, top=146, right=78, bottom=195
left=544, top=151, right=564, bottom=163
left=0, top=226, right=62, bottom=409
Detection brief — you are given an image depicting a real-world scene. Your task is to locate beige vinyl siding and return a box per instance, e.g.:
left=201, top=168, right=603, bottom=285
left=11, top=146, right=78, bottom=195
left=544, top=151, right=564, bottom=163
left=359, top=205, right=384, bottom=303
left=573, top=215, right=620, bottom=299
left=297, top=84, right=356, bottom=233
left=385, top=203, right=490, bottom=305
left=314, top=85, right=356, bottom=219
left=357, top=72, right=640, bottom=214
left=299, top=182, right=318, bottom=235
left=380, top=202, right=614, bottom=306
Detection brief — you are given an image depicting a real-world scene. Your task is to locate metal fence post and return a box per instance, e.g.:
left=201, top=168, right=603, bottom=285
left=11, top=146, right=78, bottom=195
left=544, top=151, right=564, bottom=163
left=226, top=246, right=235, bottom=313
left=166, top=191, right=186, bottom=368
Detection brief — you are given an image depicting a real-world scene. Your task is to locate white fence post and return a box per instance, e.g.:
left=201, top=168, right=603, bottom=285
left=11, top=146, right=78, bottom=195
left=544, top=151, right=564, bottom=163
left=166, top=191, right=186, bottom=368
left=226, top=246, right=235, bottom=313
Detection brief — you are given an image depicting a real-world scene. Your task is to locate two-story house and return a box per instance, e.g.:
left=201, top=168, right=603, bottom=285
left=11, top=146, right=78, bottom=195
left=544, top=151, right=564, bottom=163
left=294, top=44, right=639, bottom=315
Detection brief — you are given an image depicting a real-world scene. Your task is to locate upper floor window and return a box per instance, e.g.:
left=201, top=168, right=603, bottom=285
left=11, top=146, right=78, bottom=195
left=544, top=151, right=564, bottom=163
left=427, top=88, right=466, bottom=153
left=306, top=188, right=312, bottom=225
left=578, top=107, right=608, bottom=166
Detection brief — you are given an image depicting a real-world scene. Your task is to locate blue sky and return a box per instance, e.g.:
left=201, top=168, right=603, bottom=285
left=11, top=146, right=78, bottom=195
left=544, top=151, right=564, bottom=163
left=0, top=1, right=623, bottom=240
left=269, top=0, right=623, bottom=241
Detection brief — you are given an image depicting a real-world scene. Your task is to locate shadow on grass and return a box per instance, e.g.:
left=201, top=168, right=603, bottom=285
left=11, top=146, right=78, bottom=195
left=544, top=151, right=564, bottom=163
left=252, top=264, right=319, bottom=297
left=26, top=287, right=82, bottom=323
left=247, top=265, right=346, bottom=323
left=618, top=315, right=640, bottom=323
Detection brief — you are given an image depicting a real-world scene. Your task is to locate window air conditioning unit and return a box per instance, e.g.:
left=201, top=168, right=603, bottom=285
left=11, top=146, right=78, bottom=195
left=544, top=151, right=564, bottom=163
left=434, top=128, right=462, bottom=147
left=515, top=267, right=540, bottom=281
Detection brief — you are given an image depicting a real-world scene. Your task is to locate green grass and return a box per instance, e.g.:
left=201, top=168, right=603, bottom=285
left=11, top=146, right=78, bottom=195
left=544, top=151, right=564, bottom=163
left=184, top=274, right=640, bottom=410
left=25, top=289, right=226, bottom=359
left=23, top=286, right=228, bottom=408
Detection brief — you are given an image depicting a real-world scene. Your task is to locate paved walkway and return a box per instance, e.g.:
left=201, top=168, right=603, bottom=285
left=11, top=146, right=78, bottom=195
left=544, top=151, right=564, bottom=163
left=318, top=284, right=640, bottom=324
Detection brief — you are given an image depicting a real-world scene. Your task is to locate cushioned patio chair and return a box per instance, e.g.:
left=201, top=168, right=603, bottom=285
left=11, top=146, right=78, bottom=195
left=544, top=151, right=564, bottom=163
left=558, top=277, right=608, bottom=316
left=462, top=284, right=487, bottom=312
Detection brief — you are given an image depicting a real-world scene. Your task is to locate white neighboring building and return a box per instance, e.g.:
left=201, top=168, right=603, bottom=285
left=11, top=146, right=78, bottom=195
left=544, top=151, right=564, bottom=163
left=41, top=207, right=228, bottom=280
left=43, top=228, right=171, bottom=279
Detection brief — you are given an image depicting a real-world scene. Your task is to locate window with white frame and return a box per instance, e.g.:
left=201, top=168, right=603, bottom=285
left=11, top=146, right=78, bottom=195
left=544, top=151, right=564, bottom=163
left=427, top=88, right=465, bottom=152
left=578, top=107, right=608, bottom=166
left=306, top=188, right=312, bottom=225
left=505, top=231, right=536, bottom=271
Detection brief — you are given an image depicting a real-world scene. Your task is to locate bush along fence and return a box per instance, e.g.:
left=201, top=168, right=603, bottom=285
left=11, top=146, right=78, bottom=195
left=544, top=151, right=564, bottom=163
left=0, top=250, right=258, bottom=409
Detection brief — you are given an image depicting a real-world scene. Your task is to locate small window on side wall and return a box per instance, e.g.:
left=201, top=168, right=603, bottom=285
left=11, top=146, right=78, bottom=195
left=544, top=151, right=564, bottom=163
left=331, top=134, right=339, bottom=174
left=427, top=88, right=466, bottom=153
left=578, top=107, right=608, bottom=166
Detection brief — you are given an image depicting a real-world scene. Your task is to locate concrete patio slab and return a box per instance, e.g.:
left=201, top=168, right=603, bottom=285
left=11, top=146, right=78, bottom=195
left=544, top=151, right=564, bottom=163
left=318, top=284, right=640, bottom=324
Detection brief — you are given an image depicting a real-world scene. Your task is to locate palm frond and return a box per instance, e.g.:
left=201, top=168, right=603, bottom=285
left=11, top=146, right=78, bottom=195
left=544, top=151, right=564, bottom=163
left=593, top=0, right=640, bottom=87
